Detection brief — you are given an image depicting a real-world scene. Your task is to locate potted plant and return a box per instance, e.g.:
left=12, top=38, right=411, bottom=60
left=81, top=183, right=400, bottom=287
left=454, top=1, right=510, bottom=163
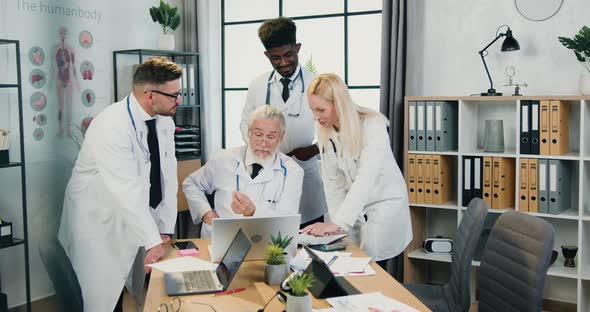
left=558, top=26, right=590, bottom=94
left=271, top=230, right=295, bottom=261
left=149, top=0, right=181, bottom=50
left=264, top=232, right=292, bottom=285
left=286, top=273, right=314, bottom=312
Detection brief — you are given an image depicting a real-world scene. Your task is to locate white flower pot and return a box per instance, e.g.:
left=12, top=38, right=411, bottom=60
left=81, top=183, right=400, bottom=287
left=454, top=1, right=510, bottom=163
left=157, top=33, right=175, bottom=50
left=579, top=72, right=590, bottom=95
left=286, top=292, right=312, bottom=312
left=264, top=263, right=288, bottom=285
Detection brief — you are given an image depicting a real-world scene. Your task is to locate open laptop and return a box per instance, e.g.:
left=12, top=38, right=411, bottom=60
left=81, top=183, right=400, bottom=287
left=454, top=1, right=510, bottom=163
left=303, top=245, right=360, bottom=299
left=164, top=228, right=252, bottom=296
left=210, top=214, right=300, bottom=262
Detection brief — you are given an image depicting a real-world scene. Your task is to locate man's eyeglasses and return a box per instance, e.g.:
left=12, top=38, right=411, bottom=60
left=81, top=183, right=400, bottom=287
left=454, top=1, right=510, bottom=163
left=158, top=297, right=181, bottom=312
left=158, top=297, right=218, bottom=312
left=145, top=90, right=182, bottom=101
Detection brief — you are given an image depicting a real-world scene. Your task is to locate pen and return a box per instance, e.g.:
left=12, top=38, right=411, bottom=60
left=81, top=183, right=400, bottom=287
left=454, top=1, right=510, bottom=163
left=212, top=287, right=246, bottom=296
left=326, top=255, right=338, bottom=267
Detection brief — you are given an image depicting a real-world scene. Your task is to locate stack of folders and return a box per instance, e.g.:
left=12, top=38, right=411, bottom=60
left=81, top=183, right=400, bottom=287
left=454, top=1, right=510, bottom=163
left=520, top=100, right=569, bottom=155
left=406, top=154, right=452, bottom=205
left=463, top=157, right=515, bottom=209
left=408, top=101, right=457, bottom=152
left=520, top=158, right=571, bottom=214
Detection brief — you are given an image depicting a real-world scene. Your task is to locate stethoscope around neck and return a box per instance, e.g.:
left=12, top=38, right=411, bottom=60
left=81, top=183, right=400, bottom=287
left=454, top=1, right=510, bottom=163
left=265, top=68, right=304, bottom=117
left=235, top=156, right=288, bottom=205
left=126, top=96, right=150, bottom=162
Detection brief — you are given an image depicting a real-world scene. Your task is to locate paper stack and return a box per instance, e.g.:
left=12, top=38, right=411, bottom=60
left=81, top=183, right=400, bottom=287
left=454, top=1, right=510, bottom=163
left=289, top=248, right=375, bottom=276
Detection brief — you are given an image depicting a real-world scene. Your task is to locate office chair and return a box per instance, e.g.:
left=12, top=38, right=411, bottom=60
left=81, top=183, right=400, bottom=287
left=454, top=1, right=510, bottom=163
left=404, top=198, right=488, bottom=312
left=478, top=211, right=555, bottom=312
left=39, top=236, right=84, bottom=312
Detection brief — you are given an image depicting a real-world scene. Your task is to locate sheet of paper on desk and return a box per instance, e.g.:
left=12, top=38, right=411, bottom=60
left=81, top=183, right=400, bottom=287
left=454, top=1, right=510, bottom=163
left=289, top=249, right=375, bottom=276
left=289, top=248, right=351, bottom=271
left=327, top=292, right=419, bottom=312
left=298, top=233, right=347, bottom=245
left=147, top=256, right=216, bottom=273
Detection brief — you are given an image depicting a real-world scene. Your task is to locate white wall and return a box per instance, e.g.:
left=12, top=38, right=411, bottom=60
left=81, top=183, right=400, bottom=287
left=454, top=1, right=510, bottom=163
left=0, top=0, right=182, bottom=307
left=407, top=0, right=590, bottom=96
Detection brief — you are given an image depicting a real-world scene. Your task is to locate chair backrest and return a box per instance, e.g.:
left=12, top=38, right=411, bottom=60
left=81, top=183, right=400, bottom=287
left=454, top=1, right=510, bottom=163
left=39, top=237, right=84, bottom=312
left=443, top=198, right=488, bottom=312
left=478, top=212, right=555, bottom=312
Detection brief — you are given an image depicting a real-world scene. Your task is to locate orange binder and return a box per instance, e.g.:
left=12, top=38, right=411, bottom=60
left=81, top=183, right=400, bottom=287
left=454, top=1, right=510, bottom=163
left=491, top=157, right=515, bottom=209
left=407, top=154, right=417, bottom=203
left=432, top=155, right=451, bottom=205
left=424, top=155, right=433, bottom=204
left=416, top=154, right=425, bottom=204
left=482, top=157, right=493, bottom=208
left=519, top=158, right=529, bottom=212
left=549, top=100, right=570, bottom=155
left=528, top=158, right=539, bottom=213
left=539, top=100, right=550, bottom=155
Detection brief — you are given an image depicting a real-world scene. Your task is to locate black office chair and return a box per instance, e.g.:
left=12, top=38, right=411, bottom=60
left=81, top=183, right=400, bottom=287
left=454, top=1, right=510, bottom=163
left=404, top=198, right=488, bottom=312
left=39, top=236, right=84, bottom=312
left=478, top=211, right=555, bottom=312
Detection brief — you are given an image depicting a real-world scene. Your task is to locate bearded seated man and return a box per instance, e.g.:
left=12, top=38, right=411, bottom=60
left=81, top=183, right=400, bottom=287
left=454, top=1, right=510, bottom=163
left=183, top=105, right=304, bottom=237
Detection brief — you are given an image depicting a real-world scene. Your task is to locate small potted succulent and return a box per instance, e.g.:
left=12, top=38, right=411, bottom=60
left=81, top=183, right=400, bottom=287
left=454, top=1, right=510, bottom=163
left=264, top=232, right=293, bottom=285
left=286, top=273, right=314, bottom=312
left=149, top=0, right=181, bottom=50
left=558, top=25, right=590, bottom=94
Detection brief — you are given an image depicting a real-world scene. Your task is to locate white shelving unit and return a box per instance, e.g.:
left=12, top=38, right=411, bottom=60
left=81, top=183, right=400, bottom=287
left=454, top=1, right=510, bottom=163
left=403, top=96, right=590, bottom=311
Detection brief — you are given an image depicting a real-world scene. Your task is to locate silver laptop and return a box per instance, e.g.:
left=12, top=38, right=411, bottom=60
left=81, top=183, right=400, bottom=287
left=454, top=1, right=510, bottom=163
left=164, top=228, right=252, bottom=296
left=210, top=214, right=300, bottom=262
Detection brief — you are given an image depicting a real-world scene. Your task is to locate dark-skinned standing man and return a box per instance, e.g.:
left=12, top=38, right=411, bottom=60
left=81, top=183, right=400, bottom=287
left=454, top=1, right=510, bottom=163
left=240, top=17, right=326, bottom=227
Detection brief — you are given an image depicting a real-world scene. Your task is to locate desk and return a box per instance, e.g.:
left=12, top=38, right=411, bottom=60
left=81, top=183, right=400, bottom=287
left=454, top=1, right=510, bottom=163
left=144, top=239, right=430, bottom=311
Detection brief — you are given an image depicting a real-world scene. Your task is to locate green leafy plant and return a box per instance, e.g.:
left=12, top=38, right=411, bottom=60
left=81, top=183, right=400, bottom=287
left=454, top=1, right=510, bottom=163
left=265, top=244, right=286, bottom=265
left=270, top=231, right=293, bottom=250
left=287, top=273, right=314, bottom=297
left=304, top=54, right=318, bottom=74
left=149, top=0, right=181, bottom=34
left=558, top=26, right=590, bottom=74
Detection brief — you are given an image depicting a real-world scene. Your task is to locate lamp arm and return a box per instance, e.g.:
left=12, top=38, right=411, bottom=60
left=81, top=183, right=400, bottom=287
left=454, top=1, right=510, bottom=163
left=478, top=33, right=505, bottom=55
left=480, top=53, right=494, bottom=91
left=478, top=33, right=506, bottom=93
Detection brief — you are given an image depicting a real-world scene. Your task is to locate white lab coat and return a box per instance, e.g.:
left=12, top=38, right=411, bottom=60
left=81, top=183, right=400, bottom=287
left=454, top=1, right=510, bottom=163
left=319, top=115, right=412, bottom=261
left=183, top=146, right=304, bottom=238
left=240, top=65, right=326, bottom=224
left=58, top=94, right=178, bottom=312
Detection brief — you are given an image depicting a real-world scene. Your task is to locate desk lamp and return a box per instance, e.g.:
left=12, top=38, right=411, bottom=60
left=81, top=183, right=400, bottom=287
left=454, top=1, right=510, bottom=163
left=479, top=25, right=520, bottom=96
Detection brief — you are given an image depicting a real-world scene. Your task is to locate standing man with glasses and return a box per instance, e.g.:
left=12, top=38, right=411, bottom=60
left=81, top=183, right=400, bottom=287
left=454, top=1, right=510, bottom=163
left=240, top=17, right=327, bottom=228
left=59, top=56, right=181, bottom=312
left=185, top=106, right=304, bottom=238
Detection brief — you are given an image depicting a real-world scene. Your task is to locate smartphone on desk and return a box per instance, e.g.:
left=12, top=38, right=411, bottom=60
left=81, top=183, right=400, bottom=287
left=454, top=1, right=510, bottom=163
left=173, top=240, right=197, bottom=250
left=309, top=242, right=347, bottom=252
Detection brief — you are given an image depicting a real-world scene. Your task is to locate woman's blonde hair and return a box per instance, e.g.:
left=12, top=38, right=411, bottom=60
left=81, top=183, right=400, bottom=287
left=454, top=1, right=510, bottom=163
left=307, top=73, right=387, bottom=158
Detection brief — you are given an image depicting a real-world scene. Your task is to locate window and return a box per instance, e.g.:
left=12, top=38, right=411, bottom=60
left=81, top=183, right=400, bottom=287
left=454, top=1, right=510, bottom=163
left=222, top=0, right=382, bottom=147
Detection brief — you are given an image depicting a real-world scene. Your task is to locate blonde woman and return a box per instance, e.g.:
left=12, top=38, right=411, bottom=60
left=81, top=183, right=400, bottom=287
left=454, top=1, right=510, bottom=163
left=301, top=73, right=412, bottom=272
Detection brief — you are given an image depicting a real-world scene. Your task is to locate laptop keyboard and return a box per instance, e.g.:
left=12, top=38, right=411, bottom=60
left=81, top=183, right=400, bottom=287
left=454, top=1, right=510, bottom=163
left=183, top=271, right=217, bottom=291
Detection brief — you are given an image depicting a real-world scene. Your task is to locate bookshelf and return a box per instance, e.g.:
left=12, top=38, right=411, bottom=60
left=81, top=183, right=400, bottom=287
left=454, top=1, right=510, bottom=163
left=0, top=39, right=30, bottom=311
left=403, top=95, right=590, bottom=311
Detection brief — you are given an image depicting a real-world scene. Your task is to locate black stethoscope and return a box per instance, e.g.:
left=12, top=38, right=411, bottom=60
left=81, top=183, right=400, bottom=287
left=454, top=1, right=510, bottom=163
left=265, top=68, right=304, bottom=117
left=126, top=96, right=150, bottom=162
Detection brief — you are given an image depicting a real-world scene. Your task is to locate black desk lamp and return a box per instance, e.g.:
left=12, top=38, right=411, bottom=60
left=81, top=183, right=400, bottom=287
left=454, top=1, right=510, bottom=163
left=479, top=25, right=520, bottom=96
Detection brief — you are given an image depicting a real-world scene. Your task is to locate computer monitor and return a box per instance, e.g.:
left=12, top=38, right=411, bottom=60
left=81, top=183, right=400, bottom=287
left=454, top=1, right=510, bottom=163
left=210, top=214, right=300, bottom=262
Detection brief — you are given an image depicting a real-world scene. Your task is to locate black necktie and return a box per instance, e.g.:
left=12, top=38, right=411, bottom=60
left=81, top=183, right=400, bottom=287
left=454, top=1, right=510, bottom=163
left=251, top=163, right=262, bottom=179
left=280, top=78, right=291, bottom=102
left=146, top=119, right=162, bottom=209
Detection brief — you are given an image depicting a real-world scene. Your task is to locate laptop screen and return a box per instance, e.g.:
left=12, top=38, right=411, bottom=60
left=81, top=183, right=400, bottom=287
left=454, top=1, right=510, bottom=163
left=215, top=228, right=252, bottom=288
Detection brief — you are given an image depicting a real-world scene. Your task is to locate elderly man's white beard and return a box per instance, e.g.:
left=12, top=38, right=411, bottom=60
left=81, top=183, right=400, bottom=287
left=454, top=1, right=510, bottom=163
left=250, top=145, right=280, bottom=163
